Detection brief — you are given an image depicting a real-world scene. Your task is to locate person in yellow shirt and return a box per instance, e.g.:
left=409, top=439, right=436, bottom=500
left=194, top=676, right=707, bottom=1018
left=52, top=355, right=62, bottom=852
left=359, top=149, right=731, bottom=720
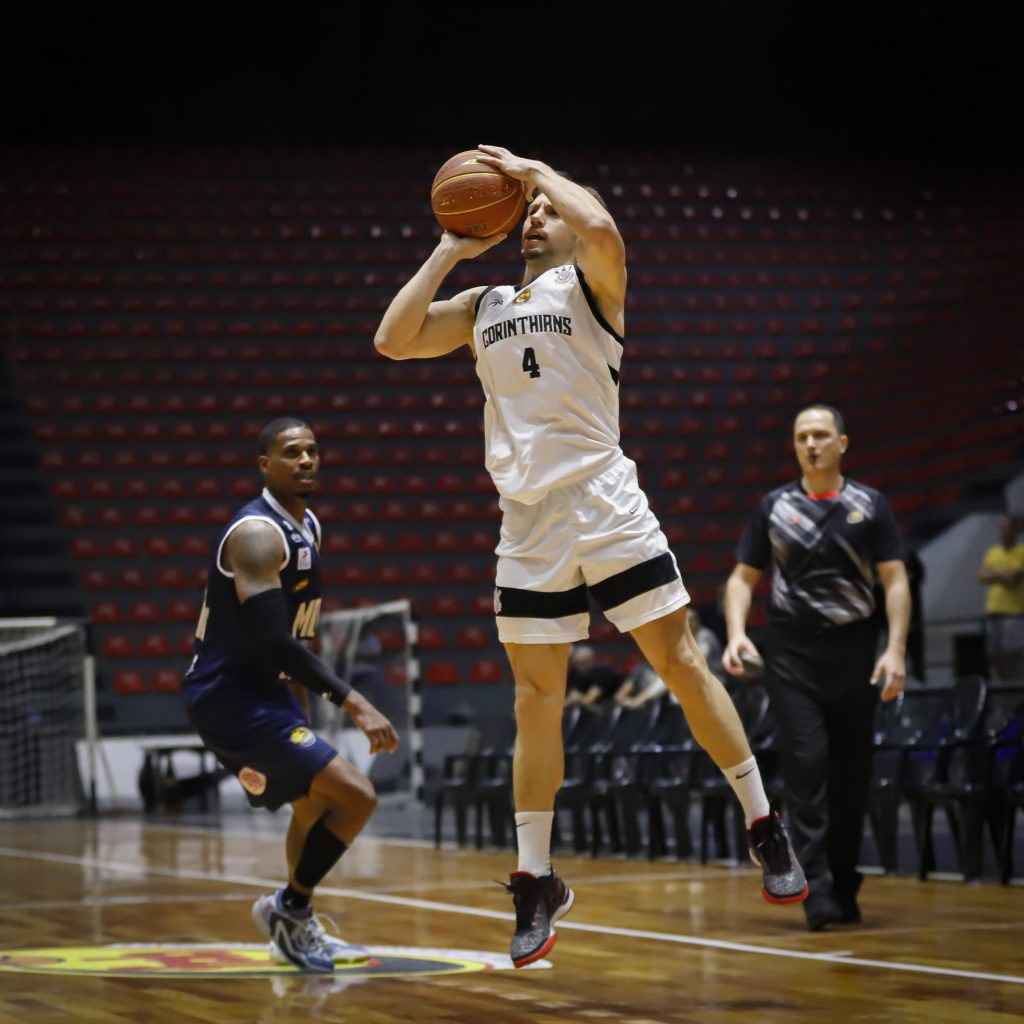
left=978, top=516, right=1024, bottom=680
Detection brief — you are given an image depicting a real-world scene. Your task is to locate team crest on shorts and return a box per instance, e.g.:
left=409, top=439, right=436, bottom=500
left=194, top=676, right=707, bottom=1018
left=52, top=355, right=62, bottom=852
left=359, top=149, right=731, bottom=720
left=238, top=767, right=267, bottom=796
left=554, top=266, right=573, bottom=284
left=514, top=288, right=531, bottom=304
left=493, top=588, right=502, bottom=614
left=290, top=727, right=316, bottom=748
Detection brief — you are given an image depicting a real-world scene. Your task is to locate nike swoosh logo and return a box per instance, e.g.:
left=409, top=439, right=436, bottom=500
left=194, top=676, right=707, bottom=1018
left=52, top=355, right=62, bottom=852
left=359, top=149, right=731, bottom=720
left=736, top=767, right=756, bottom=779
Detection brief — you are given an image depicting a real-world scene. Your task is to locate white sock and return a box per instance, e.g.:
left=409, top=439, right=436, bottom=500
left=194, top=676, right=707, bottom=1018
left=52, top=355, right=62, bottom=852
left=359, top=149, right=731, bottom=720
left=723, top=757, right=770, bottom=827
left=515, top=811, right=554, bottom=875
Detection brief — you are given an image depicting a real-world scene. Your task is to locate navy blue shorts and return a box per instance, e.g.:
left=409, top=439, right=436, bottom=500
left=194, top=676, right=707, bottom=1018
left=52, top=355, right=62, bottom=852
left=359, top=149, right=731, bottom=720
left=185, top=680, right=338, bottom=811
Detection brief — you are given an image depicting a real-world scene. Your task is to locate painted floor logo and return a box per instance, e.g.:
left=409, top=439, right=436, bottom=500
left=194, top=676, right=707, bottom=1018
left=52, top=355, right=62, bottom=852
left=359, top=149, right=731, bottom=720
left=0, top=944, right=551, bottom=978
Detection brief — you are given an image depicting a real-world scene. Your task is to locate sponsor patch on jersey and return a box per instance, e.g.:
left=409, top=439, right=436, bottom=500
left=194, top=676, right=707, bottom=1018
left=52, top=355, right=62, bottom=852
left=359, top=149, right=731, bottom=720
left=290, top=533, right=303, bottom=544
left=554, top=265, right=573, bottom=284
left=487, top=293, right=504, bottom=310
left=290, top=727, right=316, bottom=748
left=493, top=587, right=502, bottom=614
left=847, top=510, right=866, bottom=524
left=238, top=767, right=267, bottom=796
left=297, top=547, right=312, bottom=570
left=513, top=288, right=531, bottom=304
left=293, top=578, right=309, bottom=592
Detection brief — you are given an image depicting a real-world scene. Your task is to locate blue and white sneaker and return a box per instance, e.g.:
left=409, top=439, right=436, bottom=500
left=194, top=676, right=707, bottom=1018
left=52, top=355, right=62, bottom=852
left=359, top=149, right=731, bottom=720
left=251, top=890, right=335, bottom=973
left=268, top=914, right=369, bottom=965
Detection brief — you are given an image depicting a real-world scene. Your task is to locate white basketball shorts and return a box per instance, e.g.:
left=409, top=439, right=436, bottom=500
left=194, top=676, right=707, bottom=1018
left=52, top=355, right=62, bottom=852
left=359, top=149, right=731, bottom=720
left=493, top=455, right=689, bottom=644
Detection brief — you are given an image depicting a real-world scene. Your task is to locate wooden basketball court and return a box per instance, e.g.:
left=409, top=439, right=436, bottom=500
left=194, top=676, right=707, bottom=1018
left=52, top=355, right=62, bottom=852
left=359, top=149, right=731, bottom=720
left=1, top=817, right=1020, bottom=1023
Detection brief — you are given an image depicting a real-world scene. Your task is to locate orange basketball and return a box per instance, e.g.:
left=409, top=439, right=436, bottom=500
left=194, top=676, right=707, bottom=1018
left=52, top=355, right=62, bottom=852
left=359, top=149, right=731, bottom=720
left=431, top=150, right=525, bottom=238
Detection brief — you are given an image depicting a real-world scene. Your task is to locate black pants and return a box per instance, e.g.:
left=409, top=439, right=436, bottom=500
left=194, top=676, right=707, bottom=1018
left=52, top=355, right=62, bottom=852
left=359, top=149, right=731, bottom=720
left=766, top=619, right=879, bottom=897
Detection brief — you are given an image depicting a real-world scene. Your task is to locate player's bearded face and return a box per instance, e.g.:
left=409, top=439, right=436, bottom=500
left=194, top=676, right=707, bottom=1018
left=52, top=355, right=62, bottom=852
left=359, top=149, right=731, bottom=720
left=522, top=194, right=576, bottom=262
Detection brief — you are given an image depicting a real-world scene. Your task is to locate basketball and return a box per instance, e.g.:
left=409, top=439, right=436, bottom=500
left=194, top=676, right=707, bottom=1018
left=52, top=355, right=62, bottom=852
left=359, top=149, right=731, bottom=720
left=431, top=150, right=524, bottom=238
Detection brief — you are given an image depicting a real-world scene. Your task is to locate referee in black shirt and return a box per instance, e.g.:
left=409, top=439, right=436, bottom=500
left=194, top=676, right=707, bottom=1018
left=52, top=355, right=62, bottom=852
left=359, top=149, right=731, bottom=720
left=723, top=405, right=910, bottom=931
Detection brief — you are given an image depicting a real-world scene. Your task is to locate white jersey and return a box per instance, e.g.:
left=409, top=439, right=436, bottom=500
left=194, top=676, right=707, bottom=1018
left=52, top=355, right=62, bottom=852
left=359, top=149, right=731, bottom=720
left=473, top=263, right=624, bottom=505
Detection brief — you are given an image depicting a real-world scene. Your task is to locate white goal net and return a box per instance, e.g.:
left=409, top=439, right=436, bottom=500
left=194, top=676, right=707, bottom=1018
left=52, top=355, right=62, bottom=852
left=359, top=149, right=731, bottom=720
left=315, top=600, right=422, bottom=803
left=0, top=618, right=97, bottom=817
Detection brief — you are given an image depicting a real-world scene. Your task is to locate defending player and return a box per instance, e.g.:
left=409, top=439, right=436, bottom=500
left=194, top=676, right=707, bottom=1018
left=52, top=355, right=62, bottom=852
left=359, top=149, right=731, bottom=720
left=375, top=146, right=807, bottom=967
left=183, top=418, right=399, bottom=973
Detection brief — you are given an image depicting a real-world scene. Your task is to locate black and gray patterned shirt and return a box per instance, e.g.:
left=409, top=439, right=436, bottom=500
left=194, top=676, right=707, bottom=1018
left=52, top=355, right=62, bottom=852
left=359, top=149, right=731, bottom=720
left=736, top=479, right=904, bottom=628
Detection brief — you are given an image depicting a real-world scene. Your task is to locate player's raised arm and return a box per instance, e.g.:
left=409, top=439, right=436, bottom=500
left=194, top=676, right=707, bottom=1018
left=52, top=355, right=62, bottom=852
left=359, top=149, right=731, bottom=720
left=374, top=232, right=504, bottom=360
left=476, top=145, right=626, bottom=308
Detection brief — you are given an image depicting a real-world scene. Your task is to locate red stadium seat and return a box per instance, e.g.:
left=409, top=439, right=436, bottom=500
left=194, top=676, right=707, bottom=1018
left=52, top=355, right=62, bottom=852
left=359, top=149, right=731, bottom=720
left=447, top=563, right=477, bottom=584
left=61, top=506, right=89, bottom=527
left=129, top=601, right=161, bottom=624
left=133, top=505, right=163, bottom=526
left=102, top=634, right=134, bottom=658
left=338, top=565, right=369, bottom=586
left=81, top=569, right=111, bottom=590
left=431, top=596, right=464, bottom=617
left=323, top=534, right=354, bottom=555
left=362, top=532, right=390, bottom=554
left=394, top=530, right=425, bottom=553
left=425, top=660, right=460, bottom=685
left=71, top=538, right=101, bottom=559
left=469, top=659, right=504, bottom=684
left=417, top=626, right=447, bottom=651
left=154, top=567, right=189, bottom=590
left=145, top=537, right=174, bottom=558
left=90, top=602, right=121, bottom=624
left=411, top=563, right=441, bottom=585
left=113, top=670, right=147, bottom=694
left=374, top=565, right=406, bottom=586
left=140, top=634, right=173, bottom=657
left=458, top=626, right=490, bottom=649
left=166, top=600, right=198, bottom=623
left=151, top=669, right=181, bottom=693
left=180, top=536, right=211, bottom=557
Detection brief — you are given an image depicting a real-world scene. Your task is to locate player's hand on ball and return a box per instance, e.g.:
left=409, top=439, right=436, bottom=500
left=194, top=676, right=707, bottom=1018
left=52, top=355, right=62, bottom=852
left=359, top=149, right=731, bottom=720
left=438, top=230, right=507, bottom=261
left=723, top=635, right=763, bottom=679
left=476, top=145, right=538, bottom=182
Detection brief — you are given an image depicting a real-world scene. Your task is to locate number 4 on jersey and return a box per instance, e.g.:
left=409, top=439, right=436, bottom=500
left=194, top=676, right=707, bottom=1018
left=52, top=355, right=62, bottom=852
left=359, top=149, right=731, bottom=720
left=522, top=347, right=541, bottom=379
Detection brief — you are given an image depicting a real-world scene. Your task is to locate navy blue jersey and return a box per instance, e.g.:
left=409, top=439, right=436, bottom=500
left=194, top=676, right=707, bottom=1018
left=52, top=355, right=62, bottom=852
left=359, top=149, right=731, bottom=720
left=184, top=488, right=323, bottom=703
left=735, top=478, right=904, bottom=628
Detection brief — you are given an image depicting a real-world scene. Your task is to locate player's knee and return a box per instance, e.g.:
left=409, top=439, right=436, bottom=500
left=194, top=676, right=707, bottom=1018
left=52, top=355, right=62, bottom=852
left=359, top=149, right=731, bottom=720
left=326, top=769, right=377, bottom=821
left=652, top=637, right=704, bottom=684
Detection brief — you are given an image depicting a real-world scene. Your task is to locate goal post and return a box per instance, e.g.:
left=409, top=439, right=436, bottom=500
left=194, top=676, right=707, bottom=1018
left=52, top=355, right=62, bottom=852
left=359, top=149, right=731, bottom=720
left=316, top=600, right=422, bottom=803
left=0, top=617, right=95, bottom=818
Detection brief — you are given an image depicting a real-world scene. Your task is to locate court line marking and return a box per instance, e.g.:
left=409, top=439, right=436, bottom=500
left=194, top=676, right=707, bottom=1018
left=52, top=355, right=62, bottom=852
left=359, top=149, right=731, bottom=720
left=1, top=844, right=1021, bottom=987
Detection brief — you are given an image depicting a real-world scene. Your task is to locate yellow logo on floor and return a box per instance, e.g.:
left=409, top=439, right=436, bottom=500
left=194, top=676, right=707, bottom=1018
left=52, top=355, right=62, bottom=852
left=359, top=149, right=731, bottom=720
left=0, top=944, right=547, bottom=977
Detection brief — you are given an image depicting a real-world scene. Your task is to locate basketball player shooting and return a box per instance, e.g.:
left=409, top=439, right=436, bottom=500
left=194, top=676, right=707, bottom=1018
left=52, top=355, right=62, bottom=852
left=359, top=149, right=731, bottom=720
left=375, top=145, right=807, bottom=967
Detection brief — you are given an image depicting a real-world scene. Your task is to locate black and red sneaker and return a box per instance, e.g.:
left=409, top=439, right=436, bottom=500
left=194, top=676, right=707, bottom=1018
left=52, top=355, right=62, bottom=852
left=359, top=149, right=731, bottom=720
left=747, top=813, right=809, bottom=904
left=503, top=870, right=575, bottom=968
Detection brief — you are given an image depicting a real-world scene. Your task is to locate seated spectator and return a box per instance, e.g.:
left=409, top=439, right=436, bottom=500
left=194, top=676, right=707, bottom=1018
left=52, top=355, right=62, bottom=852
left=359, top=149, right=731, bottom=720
left=614, top=660, right=670, bottom=708
left=564, top=644, right=623, bottom=706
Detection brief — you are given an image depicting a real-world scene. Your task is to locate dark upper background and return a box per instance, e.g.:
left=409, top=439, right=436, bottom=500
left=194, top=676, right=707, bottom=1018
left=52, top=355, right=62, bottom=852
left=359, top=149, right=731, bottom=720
left=2, top=2, right=1020, bottom=159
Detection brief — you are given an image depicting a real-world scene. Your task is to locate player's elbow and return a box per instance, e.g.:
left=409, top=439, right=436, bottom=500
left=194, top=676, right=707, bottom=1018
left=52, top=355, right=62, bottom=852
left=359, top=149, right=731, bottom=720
left=582, top=217, right=624, bottom=254
left=373, top=330, right=407, bottom=360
